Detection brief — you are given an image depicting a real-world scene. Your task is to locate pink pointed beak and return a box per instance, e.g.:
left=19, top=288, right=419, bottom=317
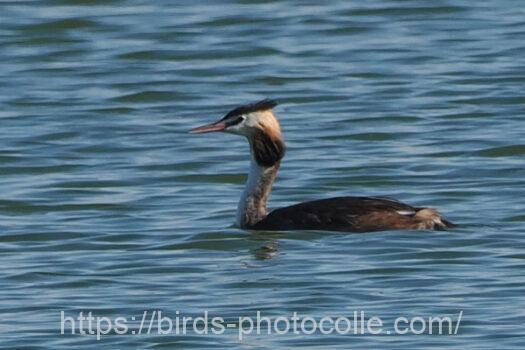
left=189, top=120, right=227, bottom=134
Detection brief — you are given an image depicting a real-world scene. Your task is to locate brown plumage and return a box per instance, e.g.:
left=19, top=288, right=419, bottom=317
left=190, top=99, right=455, bottom=232
left=251, top=129, right=285, bottom=167
left=252, top=197, right=454, bottom=232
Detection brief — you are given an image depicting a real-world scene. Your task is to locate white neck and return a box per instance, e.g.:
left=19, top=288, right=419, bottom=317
left=235, top=156, right=279, bottom=228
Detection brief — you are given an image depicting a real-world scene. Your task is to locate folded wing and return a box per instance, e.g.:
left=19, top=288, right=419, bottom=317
left=250, top=196, right=446, bottom=232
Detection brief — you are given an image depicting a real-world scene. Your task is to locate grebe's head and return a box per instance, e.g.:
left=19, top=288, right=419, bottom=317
left=190, top=99, right=281, bottom=137
left=190, top=99, right=285, bottom=167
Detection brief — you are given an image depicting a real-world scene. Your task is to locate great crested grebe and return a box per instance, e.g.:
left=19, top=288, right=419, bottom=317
left=190, top=99, right=455, bottom=232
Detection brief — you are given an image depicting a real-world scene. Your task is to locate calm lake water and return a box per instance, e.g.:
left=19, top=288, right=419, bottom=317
left=1, top=0, right=525, bottom=348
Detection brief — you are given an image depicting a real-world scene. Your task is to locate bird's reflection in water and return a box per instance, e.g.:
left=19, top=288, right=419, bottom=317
left=249, top=231, right=285, bottom=260
left=246, top=229, right=339, bottom=260
left=253, top=242, right=279, bottom=260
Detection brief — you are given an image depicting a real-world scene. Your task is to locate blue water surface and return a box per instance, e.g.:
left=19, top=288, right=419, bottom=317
left=1, top=0, right=524, bottom=348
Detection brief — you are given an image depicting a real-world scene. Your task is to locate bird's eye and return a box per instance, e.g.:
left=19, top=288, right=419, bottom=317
left=230, top=116, right=245, bottom=126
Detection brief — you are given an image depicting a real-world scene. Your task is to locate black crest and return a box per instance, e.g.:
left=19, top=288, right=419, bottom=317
left=221, top=98, right=278, bottom=120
